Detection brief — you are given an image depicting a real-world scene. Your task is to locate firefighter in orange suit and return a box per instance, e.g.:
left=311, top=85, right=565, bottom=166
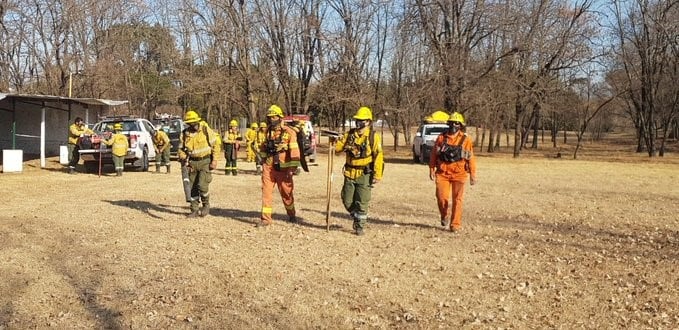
left=103, top=123, right=129, bottom=176
left=333, top=106, right=384, bottom=236
left=245, top=122, right=258, bottom=162
left=178, top=110, right=222, bottom=218
left=257, top=105, right=301, bottom=226
left=429, top=112, right=477, bottom=233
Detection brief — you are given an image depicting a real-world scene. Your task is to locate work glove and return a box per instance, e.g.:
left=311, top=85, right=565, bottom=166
left=209, top=160, right=217, bottom=170
left=276, top=144, right=289, bottom=152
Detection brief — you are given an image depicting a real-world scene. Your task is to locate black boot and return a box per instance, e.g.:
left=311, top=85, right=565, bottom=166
left=166, top=165, right=171, bottom=174
left=187, top=210, right=200, bottom=218
left=200, top=204, right=210, bottom=217
left=155, top=165, right=161, bottom=173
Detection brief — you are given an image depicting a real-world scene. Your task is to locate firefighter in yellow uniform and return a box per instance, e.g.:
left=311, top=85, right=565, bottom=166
left=223, top=119, right=242, bottom=175
left=152, top=127, right=171, bottom=173
left=245, top=122, right=258, bottom=162
left=254, top=121, right=268, bottom=175
left=67, top=117, right=94, bottom=174
left=104, top=123, right=129, bottom=176
left=258, top=105, right=301, bottom=226
left=178, top=110, right=222, bottom=218
left=334, top=106, right=384, bottom=236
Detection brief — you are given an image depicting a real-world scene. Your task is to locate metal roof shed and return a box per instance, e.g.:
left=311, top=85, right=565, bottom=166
left=0, top=93, right=128, bottom=168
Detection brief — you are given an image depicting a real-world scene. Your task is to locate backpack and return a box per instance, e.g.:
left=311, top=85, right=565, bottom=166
left=438, top=134, right=466, bottom=163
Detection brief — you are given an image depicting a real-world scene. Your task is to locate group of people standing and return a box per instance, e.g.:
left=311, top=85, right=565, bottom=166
left=67, top=105, right=477, bottom=236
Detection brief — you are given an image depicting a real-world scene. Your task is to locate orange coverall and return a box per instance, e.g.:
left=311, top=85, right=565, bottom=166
left=259, top=124, right=301, bottom=225
left=429, top=131, right=477, bottom=231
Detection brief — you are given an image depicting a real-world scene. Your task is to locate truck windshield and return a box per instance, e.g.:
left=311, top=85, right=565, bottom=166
left=94, top=121, right=140, bottom=132
left=425, top=126, right=448, bottom=135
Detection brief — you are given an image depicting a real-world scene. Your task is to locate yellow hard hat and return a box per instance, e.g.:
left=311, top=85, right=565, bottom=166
left=267, top=104, right=284, bottom=117
left=250, top=122, right=258, bottom=129
left=229, top=119, right=238, bottom=127
left=353, top=106, right=373, bottom=120
left=113, top=123, right=123, bottom=131
left=184, top=110, right=201, bottom=124
left=448, top=112, right=465, bottom=125
left=259, top=121, right=267, bottom=128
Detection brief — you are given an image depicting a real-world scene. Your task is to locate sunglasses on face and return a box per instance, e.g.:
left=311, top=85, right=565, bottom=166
left=450, top=121, right=462, bottom=126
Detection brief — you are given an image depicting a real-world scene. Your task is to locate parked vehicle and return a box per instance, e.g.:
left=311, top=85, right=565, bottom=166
left=151, top=116, right=185, bottom=156
left=283, top=114, right=317, bottom=163
left=78, top=116, right=157, bottom=173
left=412, top=111, right=450, bottom=164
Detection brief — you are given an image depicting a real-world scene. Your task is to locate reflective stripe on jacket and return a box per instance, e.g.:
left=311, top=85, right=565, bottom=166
left=261, top=124, right=301, bottom=169
left=178, top=122, right=222, bottom=161
left=105, top=133, right=129, bottom=157
left=429, top=131, right=476, bottom=182
left=335, top=128, right=384, bottom=180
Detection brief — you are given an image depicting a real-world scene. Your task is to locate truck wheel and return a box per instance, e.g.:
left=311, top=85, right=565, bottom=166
left=136, top=148, right=149, bottom=172
left=419, top=146, right=427, bottom=164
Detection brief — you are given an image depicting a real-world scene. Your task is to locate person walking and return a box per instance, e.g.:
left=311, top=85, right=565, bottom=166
left=245, top=122, right=258, bottom=162
left=254, top=121, right=268, bottom=175
left=223, top=119, right=242, bottom=176
left=429, top=111, right=477, bottom=233
left=178, top=110, right=222, bottom=218
left=257, top=104, right=301, bottom=227
left=333, top=106, right=384, bottom=236
left=103, top=123, right=129, bottom=176
left=152, top=127, right=171, bottom=174
left=67, top=117, right=93, bottom=174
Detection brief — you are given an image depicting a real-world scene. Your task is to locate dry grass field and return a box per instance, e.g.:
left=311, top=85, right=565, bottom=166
left=1, top=130, right=677, bottom=329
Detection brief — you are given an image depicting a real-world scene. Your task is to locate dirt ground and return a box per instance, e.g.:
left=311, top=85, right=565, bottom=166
left=1, top=132, right=678, bottom=329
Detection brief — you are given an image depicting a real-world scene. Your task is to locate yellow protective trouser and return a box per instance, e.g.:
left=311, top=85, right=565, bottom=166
left=246, top=144, right=256, bottom=162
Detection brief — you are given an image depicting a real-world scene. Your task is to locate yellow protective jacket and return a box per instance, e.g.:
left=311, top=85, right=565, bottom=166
left=178, top=122, right=222, bottom=161
left=223, top=130, right=242, bottom=145
left=335, top=127, right=384, bottom=180
left=104, top=133, right=129, bottom=157
left=68, top=123, right=94, bottom=145
left=245, top=128, right=257, bottom=146
left=259, top=124, right=300, bottom=169
left=152, top=130, right=170, bottom=153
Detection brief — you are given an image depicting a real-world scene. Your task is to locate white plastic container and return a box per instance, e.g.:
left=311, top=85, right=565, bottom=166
left=2, top=149, right=23, bottom=173
left=60, top=145, right=69, bottom=165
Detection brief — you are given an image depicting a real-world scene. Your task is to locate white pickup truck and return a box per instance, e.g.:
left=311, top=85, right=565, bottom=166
left=78, top=117, right=157, bottom=173
left=412, top=123, right=449, bottom=164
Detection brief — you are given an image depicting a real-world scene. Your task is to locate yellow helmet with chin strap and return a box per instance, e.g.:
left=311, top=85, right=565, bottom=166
left=113, top=123, right=123, bottom=131
left=184, top=110, right=201, bottom=124
left=259, top=122, right=267, bottom=128
left=353, top=106, right=373, bottom=120
left=229, top=119, right=238, bottom=127
left=250, top=122, right=258, bottom=129
left=448, top=112, right=465, bottom=125
left=267, top=104, right=284, bottom=117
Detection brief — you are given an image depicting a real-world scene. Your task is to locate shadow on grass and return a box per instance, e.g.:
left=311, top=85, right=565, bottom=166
left=300, top=208, right=440, bottom=231
left=103, top=200, right=186, bottom=219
